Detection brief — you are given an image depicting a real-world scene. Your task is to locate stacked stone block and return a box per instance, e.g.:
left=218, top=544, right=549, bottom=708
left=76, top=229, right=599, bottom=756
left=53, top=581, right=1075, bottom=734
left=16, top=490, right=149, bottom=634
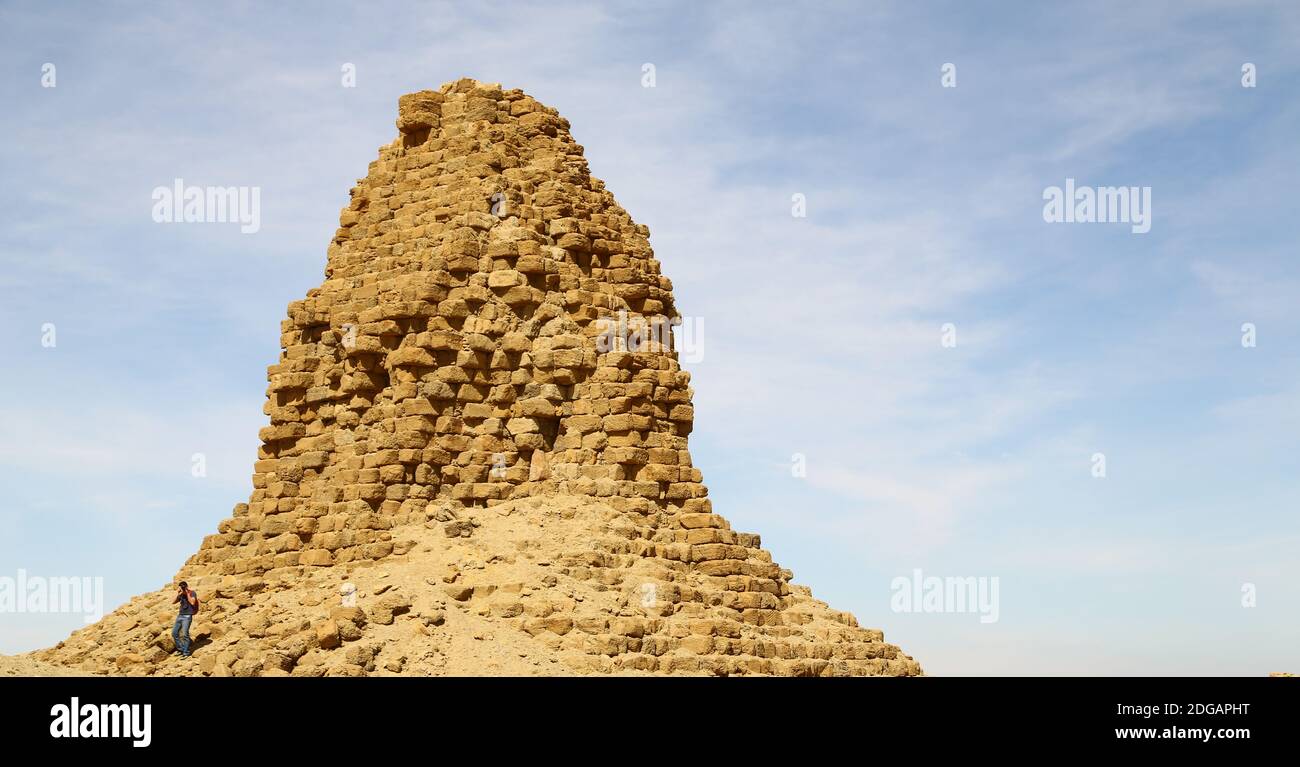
left=44, top=79, right=920, bottom=676
left=190, top=79, right=712, bottom=577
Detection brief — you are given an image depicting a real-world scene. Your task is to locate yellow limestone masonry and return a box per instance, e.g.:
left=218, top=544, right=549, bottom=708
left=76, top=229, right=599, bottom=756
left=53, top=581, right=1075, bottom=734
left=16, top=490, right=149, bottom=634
left=33, top=79, right=921, bottom=677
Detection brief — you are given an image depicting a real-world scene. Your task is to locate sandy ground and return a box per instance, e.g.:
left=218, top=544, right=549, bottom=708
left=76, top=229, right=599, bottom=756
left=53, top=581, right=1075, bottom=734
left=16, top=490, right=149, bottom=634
left=0, top=655, right=89, bottom=677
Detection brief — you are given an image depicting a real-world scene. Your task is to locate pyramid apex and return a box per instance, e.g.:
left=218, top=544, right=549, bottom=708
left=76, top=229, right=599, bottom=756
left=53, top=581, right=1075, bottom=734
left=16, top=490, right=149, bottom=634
left=397, top=79, right=557, bottom=135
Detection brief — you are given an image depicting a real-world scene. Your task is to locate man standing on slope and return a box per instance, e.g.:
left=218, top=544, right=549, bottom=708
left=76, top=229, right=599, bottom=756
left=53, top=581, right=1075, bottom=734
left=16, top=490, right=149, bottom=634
left=172, top=581, right=199, bottom=658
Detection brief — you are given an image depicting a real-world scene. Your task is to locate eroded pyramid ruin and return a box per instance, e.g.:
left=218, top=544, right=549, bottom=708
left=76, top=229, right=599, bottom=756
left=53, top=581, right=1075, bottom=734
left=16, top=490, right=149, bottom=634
left=31, top=79, right=921, bottom=676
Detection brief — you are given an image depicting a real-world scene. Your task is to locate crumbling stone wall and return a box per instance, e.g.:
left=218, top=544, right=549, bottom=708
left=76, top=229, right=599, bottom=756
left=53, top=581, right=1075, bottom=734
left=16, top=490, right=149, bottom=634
left=37, top=80, right=920, bottom=677
left=192, top=79, right=710, bottom=577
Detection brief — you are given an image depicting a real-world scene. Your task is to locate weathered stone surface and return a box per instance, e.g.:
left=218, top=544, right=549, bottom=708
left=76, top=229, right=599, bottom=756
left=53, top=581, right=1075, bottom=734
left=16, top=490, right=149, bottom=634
left=24, top=79, right=919, bottom=678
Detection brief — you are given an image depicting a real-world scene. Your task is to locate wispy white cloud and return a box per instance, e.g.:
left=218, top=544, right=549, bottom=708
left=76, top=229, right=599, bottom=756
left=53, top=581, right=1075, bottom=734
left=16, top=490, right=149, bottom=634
left=1, top=1, right=1297, bottom=675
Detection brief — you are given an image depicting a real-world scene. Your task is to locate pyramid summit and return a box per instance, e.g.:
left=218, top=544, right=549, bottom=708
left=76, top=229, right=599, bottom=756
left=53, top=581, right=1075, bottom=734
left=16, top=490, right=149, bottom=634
left=29, top=79, right=921, bottom=676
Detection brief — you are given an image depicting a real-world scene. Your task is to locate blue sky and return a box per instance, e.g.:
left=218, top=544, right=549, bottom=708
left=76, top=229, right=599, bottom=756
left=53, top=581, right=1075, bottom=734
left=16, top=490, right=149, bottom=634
left=1, top=0, right=1296, bottom=674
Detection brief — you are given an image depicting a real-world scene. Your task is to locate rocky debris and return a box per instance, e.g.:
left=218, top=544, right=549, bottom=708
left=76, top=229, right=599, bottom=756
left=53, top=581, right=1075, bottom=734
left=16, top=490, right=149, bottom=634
left=115, top=653, right=146, bottom=670
left=417, top=607, right=446, bottom=628
left=314, top=620, right=341, bottom=650
left=20, top=78, right=920, bottom=678
left=367, top=593, right=412, bottom=625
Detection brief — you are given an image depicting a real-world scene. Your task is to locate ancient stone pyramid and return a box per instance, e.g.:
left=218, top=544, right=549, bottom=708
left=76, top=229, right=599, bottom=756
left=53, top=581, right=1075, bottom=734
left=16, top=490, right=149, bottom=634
left=33, top=79, right=921, bottom=676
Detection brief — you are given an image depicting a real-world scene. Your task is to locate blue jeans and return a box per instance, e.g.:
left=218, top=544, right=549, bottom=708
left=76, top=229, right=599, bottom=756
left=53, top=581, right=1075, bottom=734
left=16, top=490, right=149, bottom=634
left=172, top=614, right=193, bottom=656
